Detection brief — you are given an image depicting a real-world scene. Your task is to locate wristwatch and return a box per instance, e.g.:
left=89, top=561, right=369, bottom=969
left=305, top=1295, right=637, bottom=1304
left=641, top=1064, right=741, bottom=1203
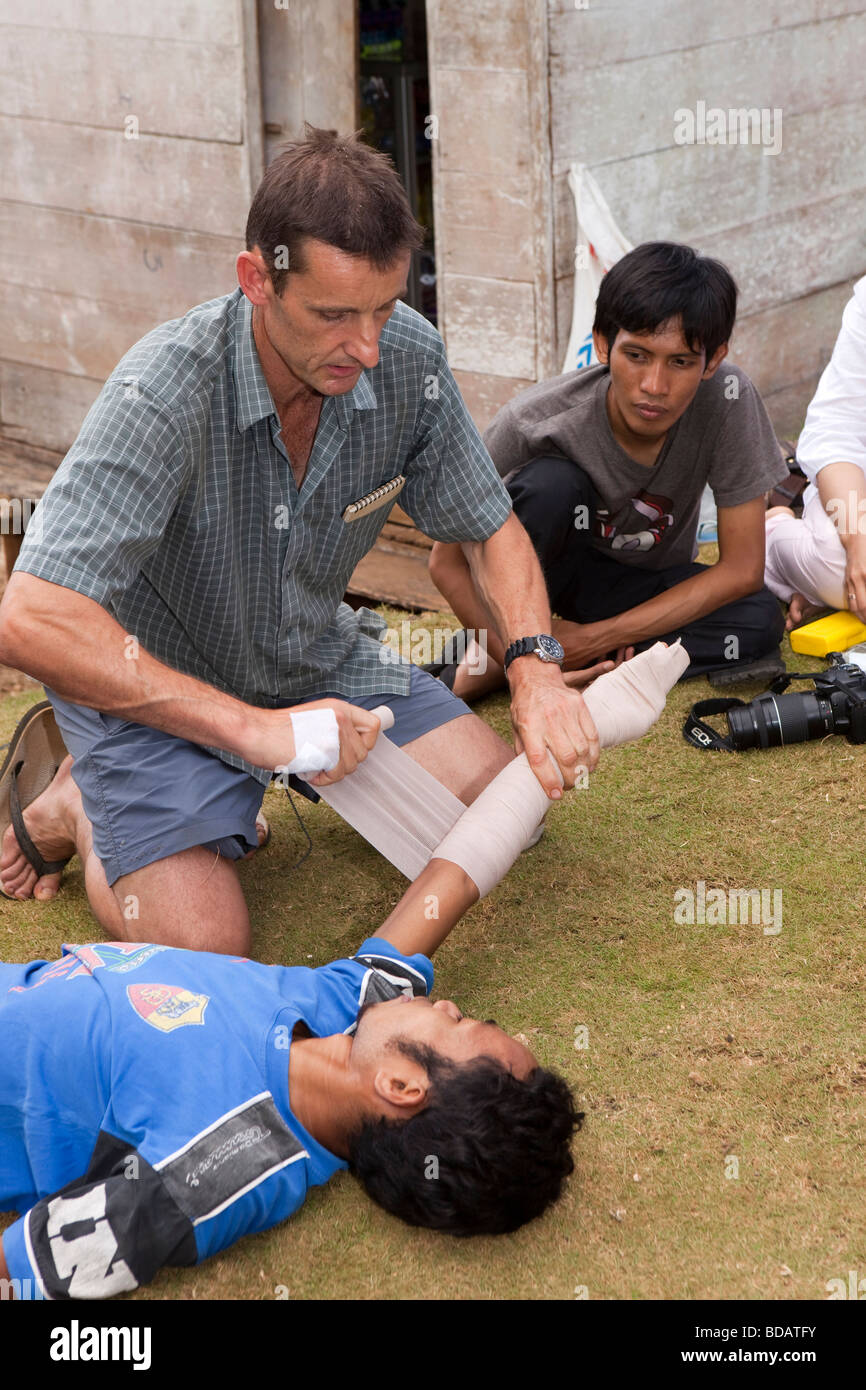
left=503, top=634, right=565, bottom=672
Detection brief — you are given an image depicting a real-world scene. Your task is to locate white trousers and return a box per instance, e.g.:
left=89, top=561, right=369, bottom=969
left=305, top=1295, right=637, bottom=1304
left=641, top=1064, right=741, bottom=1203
left=764, top=494, right=848, bottom=610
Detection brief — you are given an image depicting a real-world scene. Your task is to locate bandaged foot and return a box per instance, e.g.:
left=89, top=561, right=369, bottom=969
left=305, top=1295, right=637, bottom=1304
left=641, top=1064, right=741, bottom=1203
left=433, top=640, right=689, bottom=896
left=581, top=638, right=690, bottom=747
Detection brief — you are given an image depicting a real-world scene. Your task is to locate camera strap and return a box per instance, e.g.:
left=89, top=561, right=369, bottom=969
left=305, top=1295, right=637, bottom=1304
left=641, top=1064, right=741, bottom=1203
left=682, top=698, right=747, bottom=752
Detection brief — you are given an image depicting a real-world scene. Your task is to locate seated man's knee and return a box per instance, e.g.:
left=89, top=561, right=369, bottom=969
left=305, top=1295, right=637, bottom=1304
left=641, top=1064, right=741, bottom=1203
left=507, top=455, right=595, bottom=513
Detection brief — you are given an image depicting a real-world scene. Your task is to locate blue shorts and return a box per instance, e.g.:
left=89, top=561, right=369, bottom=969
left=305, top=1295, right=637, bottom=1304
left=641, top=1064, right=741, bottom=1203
left=44, top=666, right=470, bottom=885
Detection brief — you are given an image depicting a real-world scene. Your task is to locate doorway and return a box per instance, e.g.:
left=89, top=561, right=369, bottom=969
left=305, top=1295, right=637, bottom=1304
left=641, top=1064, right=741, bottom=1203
left=357, top=1, right=437, bottom=324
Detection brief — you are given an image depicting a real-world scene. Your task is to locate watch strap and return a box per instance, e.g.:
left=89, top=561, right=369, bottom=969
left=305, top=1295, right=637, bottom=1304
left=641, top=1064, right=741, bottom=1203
left=503, top=635, right=562, bottom=671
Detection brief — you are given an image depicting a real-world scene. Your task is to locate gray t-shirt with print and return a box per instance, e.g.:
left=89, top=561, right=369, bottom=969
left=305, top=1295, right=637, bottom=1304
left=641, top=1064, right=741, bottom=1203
left=483, top=362, right=789, bottom=572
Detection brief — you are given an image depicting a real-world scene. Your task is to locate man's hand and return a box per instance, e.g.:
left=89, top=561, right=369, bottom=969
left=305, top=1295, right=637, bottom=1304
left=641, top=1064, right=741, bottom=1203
left=508, top=662, right=600, bottom=798
left=561, top=646, right=635, bottom=689
left=244, top=699, right=383, bottom=785
left=554, top=618, right=621, bottom=668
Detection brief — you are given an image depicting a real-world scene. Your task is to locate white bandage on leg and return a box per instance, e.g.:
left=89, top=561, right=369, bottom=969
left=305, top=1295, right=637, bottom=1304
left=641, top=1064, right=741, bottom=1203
left=286, top=705, right=466, bottom=880
left=432, top=640, right=690, bottom=896
left=275, top=708, right=341, bottom=777
left=291, top=643, right=687, bottom=891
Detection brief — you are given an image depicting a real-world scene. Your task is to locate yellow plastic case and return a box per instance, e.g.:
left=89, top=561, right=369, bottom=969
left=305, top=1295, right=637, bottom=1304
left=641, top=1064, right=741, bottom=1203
left=789, top=611, right=866, bottom=656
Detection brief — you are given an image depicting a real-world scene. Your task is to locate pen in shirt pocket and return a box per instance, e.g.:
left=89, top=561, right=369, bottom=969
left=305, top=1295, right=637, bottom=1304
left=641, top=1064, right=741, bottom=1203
left=342, top=475, right=406, bottom=523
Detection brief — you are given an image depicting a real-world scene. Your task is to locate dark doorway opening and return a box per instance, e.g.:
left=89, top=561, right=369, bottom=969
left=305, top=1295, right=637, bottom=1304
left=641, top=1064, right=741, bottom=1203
left=358, top=1, right=437, bottom=325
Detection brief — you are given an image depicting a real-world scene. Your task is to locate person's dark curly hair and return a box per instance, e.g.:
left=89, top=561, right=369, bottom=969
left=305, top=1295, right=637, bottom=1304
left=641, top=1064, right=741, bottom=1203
left=347, top=1041, right=582, bottom=1236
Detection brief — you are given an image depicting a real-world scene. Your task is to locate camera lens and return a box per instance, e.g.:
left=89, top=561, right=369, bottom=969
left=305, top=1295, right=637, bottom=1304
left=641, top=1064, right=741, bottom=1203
left=727, top=691, right=835, bottom=749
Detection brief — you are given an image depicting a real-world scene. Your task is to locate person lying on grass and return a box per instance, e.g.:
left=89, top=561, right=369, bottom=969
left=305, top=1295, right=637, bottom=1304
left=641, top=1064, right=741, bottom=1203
left=0, top=639, right=689, bottom=1299
left=0, top=852, right=579, bottom=1301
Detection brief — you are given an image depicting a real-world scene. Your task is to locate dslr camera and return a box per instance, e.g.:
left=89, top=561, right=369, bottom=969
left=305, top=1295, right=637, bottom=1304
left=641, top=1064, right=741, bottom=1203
left=685, top=652, right=866, bottom=752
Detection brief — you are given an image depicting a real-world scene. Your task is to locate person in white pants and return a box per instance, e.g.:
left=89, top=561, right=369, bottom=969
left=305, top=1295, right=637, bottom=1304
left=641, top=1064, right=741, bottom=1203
left=765, top=276, right=866, bottom=628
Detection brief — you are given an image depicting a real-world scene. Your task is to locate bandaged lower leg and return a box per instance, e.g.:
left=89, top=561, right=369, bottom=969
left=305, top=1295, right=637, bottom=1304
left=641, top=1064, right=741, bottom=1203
left=431, top=639, right=690, bottom=896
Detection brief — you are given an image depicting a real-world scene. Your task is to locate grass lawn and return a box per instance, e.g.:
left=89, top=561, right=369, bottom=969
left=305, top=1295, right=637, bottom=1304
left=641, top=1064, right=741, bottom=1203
left=2, top=600, right=864, bottom=1302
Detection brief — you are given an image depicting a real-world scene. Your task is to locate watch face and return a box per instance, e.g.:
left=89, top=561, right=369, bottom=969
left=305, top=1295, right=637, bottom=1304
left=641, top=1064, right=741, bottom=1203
left=536, top=634, right=565, bottom=662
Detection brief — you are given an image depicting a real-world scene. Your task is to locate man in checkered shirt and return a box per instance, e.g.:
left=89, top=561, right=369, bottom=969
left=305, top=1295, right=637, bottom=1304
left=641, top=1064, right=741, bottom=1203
left=0, top=127, right=598, bottom=954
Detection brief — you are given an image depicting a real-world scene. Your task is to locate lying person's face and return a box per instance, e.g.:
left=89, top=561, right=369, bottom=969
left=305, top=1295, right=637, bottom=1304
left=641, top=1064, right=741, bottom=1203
left=352, top=995, right=537, bottom=1079
left=595, top=316, right=726, bottom=439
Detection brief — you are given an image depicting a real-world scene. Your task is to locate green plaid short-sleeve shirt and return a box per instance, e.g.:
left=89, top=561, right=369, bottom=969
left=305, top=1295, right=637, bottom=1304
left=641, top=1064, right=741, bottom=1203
left=15, top=290, right=512, bottom=782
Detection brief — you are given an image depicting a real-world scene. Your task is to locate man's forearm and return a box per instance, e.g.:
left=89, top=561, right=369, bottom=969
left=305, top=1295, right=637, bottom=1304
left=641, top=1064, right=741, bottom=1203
left=461, top=513, right=555, bottom=666
left=458, top=513, right=600, bottom=795
left=567, top=563, right=763, bottom=664
left=0, top=573, right=263, bottom=763
left=374, top=858, right=479, bottom=958
left=816, top=461, right=866, bottom=547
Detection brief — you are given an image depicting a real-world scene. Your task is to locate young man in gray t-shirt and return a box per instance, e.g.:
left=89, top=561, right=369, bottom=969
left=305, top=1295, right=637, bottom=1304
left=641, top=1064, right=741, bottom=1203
left=426, top=242, right=789, bottom=698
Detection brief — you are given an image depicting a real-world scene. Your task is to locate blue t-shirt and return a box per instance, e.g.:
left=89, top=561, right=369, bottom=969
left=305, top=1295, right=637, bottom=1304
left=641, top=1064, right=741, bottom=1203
left=0, top=936, right=432, bottom=1299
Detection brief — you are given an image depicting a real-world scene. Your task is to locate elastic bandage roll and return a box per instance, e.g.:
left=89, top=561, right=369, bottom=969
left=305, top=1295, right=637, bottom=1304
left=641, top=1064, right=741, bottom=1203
left=433, top=639, right=689, bottom=896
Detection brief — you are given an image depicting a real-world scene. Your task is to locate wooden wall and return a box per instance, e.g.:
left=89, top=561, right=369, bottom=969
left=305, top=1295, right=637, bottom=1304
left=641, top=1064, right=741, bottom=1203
left=547, top=0, right=866, bottom=437
left=0, top=0, right=263, bottom=454
left=426, top=0, right=555, bottom=432
left=5, top=1, right=861, bottom=455
left=257, top=0, right=357, bottom=168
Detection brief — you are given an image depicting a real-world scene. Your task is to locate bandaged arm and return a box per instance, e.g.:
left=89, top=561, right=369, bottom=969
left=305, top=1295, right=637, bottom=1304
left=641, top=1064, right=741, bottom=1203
left=431, top=641, right=689, bottom=899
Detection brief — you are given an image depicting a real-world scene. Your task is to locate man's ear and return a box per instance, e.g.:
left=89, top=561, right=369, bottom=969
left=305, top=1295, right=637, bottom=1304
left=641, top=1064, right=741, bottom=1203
left=701, top=343, right=728, bottom=378
left=236, top=247, right=273, bottom=307
left=372, top=1060, right=430, bottom=1115
left=592, top=329, right=610, bottom=365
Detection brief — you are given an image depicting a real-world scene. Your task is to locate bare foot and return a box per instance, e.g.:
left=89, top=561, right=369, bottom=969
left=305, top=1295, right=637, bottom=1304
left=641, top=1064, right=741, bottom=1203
left=452, top=661, right=506, bottom=702
left=0, top=754, right=78, bottom=900
left=786, top=592, right=825, bottom=631
left=242, top=812, right=271, bottom=860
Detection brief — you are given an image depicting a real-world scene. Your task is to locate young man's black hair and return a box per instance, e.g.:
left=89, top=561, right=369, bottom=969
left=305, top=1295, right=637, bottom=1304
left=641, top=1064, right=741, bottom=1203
left=593, top=240, right=737, bottom=364
left=349, top=1042, right=581, bottom=1236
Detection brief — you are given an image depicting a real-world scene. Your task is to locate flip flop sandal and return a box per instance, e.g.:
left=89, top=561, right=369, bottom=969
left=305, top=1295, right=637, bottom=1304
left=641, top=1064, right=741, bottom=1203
left=421, top=627, right=468, bottom=689
left=706, top=647, right=787, bottom=688
left=420, top=660, right=458, bottom=689
left=0, top=700, right=71, bottom=899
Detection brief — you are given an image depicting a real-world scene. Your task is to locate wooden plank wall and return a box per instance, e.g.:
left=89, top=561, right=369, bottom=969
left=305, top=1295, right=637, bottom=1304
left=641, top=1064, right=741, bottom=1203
left=426, top=0, right=555, bottom=433
left=0, top=0, right=261, bottom=455
left=548, top=0, right=866, bottom=437
left=257, top=0, right=357, bottom=168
